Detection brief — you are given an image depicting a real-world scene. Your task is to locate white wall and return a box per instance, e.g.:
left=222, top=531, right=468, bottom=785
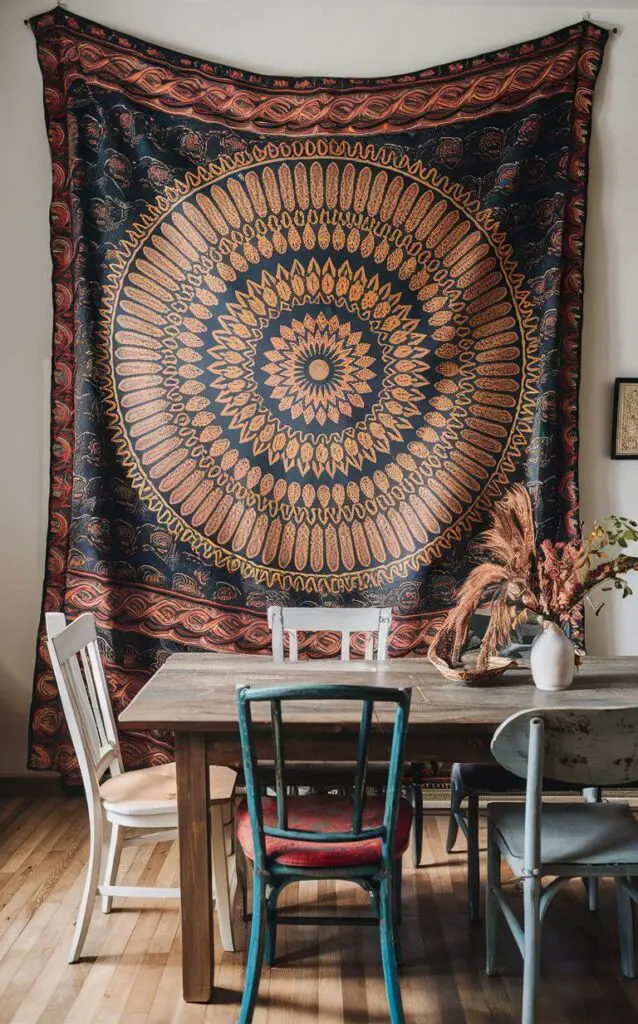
left=1, top=0, right=637, bottom=773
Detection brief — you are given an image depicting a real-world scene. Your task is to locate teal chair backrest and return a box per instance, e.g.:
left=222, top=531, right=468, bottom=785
left=236, top=683, right=411, bottom=874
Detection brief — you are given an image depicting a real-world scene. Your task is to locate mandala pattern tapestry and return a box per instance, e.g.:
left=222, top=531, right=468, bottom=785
left=29, top=9, right=607, bottom=779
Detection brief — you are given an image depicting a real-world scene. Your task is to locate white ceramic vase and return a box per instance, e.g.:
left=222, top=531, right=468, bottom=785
left=530, top=622, right=575, bottom=691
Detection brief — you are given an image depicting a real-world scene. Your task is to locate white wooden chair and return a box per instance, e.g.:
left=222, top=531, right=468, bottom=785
left=486, top=706, right=638, bottom=1024
left=268, top=606, right=392, bottom=662
left=266, top=605, right=424, bottom=868
left=46, top=611, right=238, bottom=962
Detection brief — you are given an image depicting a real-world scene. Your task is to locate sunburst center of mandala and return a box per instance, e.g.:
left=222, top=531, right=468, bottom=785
left=260, top=309, right=379, bottom=429
left=308, top=358, right=330, bottom=382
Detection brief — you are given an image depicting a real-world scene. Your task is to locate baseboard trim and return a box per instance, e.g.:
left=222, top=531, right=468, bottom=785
left=3, top=775, right=635, bottom=806
left=422, top=791, right=638, bottom=811
left=0, top=773, right=62, bottom=798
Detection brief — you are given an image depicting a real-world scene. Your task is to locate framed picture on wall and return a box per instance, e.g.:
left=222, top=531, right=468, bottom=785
left=612, top=378, right=638, bottom=458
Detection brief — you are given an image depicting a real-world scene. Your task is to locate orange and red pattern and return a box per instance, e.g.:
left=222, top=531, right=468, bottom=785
left=29, top=9, right=607, bottom=780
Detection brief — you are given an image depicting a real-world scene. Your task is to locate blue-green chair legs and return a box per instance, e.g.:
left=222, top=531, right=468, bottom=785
left=238, top=875, right=267, bottom=1024
left=238, top=871, right=406, bottom=1023
left=264, top=885, right=278, bottom=967
left=379, top=874, right=405, bottom=1024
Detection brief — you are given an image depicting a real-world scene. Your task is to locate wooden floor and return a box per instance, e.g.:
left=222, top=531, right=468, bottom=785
left=1, top=797, right=637, bottom=1024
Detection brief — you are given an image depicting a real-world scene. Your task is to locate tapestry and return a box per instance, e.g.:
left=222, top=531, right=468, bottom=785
left=29, top=9, right=607, bottom=779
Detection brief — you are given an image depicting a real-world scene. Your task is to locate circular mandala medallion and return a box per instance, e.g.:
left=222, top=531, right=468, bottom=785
left=102, top=139, right=538, bottom=592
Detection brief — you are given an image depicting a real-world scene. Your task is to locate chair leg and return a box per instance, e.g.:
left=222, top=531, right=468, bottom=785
left=585, top=877, right=599, bottom=913
left=392, top=859, right=404, bottom=967
left=264, top=883, right=279, bottom=967
left=522, top=875, right=542, bottom=1024
left=410, top=783, right=423, bottom=868
left=467, top=792, right=480, bottom=923
left=101, top=822, right=123, bottom=914
left=236, top=839, right=249, bottom=922
left=582, top=788, right=600, bottom=912
left=69, top=804, right=103, bottom=963
left=446, top=767, right=464, bottom=853
left=227, top=802, right=236, bottom=856
left=379, top=875, right=406, bottom=1024
left=211, top=802, right=236, bottom=953
left=615, top=877, right=636, bottom=979
left=237, top=871, right=267, bottom=1024
left=485, top=819, right=501, bottom=976
left=393, top=856, right=403, bottom=927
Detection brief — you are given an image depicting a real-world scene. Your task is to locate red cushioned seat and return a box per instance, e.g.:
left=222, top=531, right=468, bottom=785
left=236, top=794, right=413, bottom=868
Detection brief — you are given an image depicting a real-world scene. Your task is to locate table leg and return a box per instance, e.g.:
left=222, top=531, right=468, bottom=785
left=175, top=731, right=214, bottom=1002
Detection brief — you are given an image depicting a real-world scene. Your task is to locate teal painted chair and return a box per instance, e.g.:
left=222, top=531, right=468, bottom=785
left=485, top=706, right=638, bottom=1024
left=235, top=682, right=413, bottom=1024
left=268, top=604, right=427, bottom=865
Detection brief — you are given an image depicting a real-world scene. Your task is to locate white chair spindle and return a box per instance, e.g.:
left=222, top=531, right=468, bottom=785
left=269, top=606, right=392, bottom=664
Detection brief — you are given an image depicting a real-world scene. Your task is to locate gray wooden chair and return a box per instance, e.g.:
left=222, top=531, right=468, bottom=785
left=268, top=606, right=426, bottom=865
left=485, top=706, right=638, bottom=1024
left=446, top=762, right=601, bottom=921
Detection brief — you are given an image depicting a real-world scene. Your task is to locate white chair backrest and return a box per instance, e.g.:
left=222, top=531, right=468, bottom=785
left=492, top=706, right=638, bottom=788
left=267, top=606, right=392, bottom=662
left=46, top=612, right=123, bottom=794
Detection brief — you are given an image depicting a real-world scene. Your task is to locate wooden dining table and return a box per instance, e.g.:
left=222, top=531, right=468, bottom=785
left=119, top=652, right=638, bottom=1003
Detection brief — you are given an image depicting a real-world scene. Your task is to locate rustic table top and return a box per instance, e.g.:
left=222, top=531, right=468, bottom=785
left=119, top=654, right=638, bottom=732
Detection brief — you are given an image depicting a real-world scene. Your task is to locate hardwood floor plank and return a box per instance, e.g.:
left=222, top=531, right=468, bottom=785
left=338, top=882, right=370, bottom=1024
left=0, top=822, right=95, bottom=1022
left=316, top=880, right=345, bottom=1024
left=61, top=845, right=160, bottom=1024
left=289, top=881, right=319, bottom=1024
left=263, top=875, right=294, bottom=1024
left=0, top=820, right=88, bottom=999
left=0, top=799, right=64, bottom=874
left=120, top=844, right=181, bottom=1020
left=1, top=798, right=637, bottom=1023
left=145, top=925, right=184, bottom=1024
left=0, top=798, right=30, bottom=833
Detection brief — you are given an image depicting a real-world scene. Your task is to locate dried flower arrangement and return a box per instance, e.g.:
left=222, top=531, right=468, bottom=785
left=428, top=484, right=638, bottom=684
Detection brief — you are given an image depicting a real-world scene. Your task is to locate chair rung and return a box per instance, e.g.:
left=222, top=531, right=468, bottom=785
left=455, top=812, right=470, bottom=842
left=491, top=886, right=525, bottom=957
left=274, top=914, right=379, bottom=927
left=98, top=885, right=180, bottom=899
left=123, top=829, right=178, bottom=847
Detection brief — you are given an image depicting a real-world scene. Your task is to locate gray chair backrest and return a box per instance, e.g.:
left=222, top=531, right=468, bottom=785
left=267, top=606, right=392, bottom=662
left=492, top=707, right=638, bottom=789
left=492, top=707, right=638, bottom=873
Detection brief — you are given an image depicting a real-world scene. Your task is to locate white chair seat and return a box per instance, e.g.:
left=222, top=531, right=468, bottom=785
left=489, top=800, right=638, bottom=868
left=100, top=763, right=236, bottom=815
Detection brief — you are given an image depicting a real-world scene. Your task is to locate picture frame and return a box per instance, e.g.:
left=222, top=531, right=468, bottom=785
left=611, top=378, right=638, bottom=459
